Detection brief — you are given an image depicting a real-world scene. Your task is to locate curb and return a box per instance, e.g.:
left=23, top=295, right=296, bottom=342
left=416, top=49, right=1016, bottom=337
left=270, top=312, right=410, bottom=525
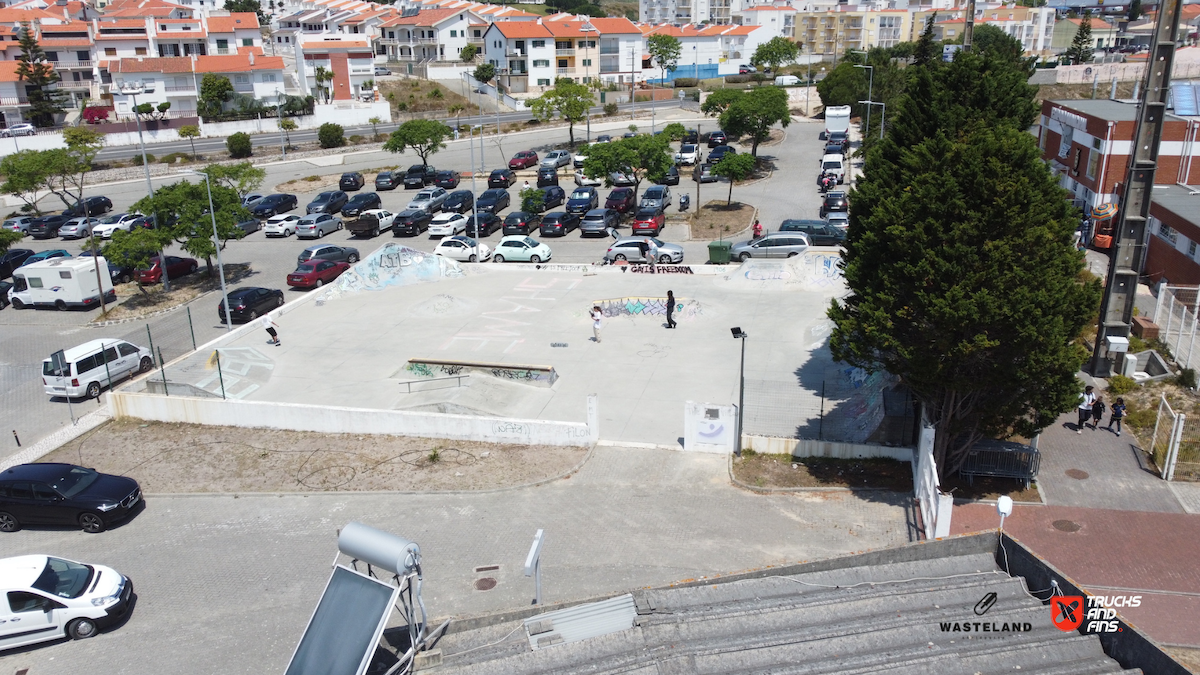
left=0, top=406, right=112, bottom=472
left=89, top=293, right=208, bottom=327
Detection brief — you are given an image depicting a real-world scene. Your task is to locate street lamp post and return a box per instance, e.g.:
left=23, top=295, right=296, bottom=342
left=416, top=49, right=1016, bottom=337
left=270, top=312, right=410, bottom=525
left=860, top=100, right=886, bottom=140
left=276, top=90, right=286, bottom=158
left=469, top=125, right=479, bottom=222
left=179, top=170, right=233, bottom=331
left=119, top=82, right=169, bottom=291
left=853, top=63, right=873, bottom=139
left=731, top=327, right=748, bottom=456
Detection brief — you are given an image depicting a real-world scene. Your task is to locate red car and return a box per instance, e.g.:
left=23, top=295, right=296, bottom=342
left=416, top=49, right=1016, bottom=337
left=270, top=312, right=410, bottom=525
left=605, top=187, right=637, bottom=214
left=287, top=260, right=349, bottom=289
left=136, top=255, right=198, bottom=284
left=509, top=151, right=539, bottom=170
left=632, top=208, right=665, bottom=235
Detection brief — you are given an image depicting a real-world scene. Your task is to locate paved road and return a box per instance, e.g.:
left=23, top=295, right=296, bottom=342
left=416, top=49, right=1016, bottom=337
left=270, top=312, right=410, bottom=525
left=0, top=446, right=913, bottom=675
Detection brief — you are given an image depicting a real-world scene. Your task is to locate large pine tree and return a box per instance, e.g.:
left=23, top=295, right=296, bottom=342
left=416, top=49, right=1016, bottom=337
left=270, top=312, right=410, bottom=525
left=1065, top=14, right=1094, bottom=65
left=14, top=22, right=65, bottom=127
left=828, top=33, right=1101, bottom=480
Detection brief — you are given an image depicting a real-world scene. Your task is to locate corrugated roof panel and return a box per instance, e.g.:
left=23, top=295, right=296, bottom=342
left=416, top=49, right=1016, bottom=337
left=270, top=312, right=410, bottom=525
left=524, top=593, right=636, bottom=650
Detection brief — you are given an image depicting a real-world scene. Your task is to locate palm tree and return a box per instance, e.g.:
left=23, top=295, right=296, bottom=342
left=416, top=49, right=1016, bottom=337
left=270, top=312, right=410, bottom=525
left=314, top=66, right=333, bottom=103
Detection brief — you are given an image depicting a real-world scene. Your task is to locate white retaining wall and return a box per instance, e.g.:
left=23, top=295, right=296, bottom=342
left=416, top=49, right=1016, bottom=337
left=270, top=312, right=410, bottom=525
left=109, top=390, right=599, bottom=447
left=0, top=133, right=66, bottom=156
left=913, top=421, right=953, bottom=539
left=742, top=434, right=914, bottom=462
left=199, top=101, right=392, bottom=139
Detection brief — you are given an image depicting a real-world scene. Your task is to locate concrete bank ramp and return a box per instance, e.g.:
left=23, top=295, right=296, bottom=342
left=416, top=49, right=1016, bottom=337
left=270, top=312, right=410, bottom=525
left=718, top=250, right=844, bottom=292
left=318, top=244, right=466, bottom=302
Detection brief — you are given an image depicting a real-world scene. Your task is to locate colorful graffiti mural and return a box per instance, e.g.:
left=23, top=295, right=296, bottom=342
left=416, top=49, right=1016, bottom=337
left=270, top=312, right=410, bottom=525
left=595, top=296, right=702, bottom=320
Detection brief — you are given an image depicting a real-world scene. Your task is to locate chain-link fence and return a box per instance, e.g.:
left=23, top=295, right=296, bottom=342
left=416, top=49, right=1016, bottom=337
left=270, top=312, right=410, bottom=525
left=742, top=366, right=915, bottom=445
left=1151, top=394, right=1200, bottom=481
left=1153, top=285, right=1199, bottom=370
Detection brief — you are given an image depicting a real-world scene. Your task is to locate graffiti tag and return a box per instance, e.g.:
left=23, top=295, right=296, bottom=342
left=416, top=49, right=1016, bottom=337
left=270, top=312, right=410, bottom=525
left=630, top=265, right=694, bottom=274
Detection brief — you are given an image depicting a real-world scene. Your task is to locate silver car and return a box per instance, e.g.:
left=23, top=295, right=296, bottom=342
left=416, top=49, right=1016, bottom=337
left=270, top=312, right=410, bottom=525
left=407, top=187, right=448, bottom=213
left=296, top=213, right=342, bottom=239
left=574, top=170, right=602, bottom=187
left=730, top=232, right=810, bottom=261
left=825, top=211, right=848, bottom=231
left=603, top=237, right=684, bottom=264
left=59, top=217, right=98, bottom=239
left=541, top=150, right=571, bottom=168
left=640, top=185, right=672, bottom=212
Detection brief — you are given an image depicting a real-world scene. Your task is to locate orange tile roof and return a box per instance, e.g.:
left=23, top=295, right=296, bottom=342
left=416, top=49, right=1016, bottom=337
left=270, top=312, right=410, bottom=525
left=237, top=45, right=264, bottom=55
left=380, top=8, right=460, bottom=26
left=492, top=21, right=551, bottom=38
left=110, top=56, right=192, bottom=72
left=0, top=7, right=65, bottom=22
left=193, top=53, right=284, bottom=72
left=1061, top=16, right=1114, bottom=29
left=41, top=21, right=90, bottom=32
left=586, top=17, right=639, bottom=33
left=206, top=12, right=259, bottom=32
left=39, top=37, right=93, bottom=46
left=299, top=38, right=371, bottom=48
left=98, top=18, right=148, bottom=26
left=0, top=60, right=30, bottom=82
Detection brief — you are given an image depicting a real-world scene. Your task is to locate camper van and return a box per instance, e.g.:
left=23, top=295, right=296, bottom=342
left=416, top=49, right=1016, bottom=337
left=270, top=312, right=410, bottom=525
left=774, top=75, right=800, bottom=86
left=8, top=257, right=115, bottom=311
left=824, top=105, right=851, bottom=140
left=42, top=339, right=154, bottom=399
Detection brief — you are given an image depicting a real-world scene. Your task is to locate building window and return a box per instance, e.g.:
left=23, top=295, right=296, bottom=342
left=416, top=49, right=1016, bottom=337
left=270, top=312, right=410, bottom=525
left=1086, top=150, right=1099, bottom=179
left=532, top=39, right=545, bottom=48
left=582, top=59, right=591, bottom=66
left=537, top=78, right=550, bottom=85
left=1159, top=221, right=1178, bottom=245
left=533, top=59, right=549, bottom=67
left=104, top=47, right=116, bottom=56
left=135, top=47, right=146, bottom=55
left=1190, top=241, right=1197, bottom=258
left=234, top=74, right=249, bottom=84
left=450, top=30, right=457, bottom=37
left=243, top=38, right=253, bottom=46
left=216, top=39, right=228, bottom=49
left=264, top=73, right=276, bottom=82
left=1058, top=125, right=1073, bottom=158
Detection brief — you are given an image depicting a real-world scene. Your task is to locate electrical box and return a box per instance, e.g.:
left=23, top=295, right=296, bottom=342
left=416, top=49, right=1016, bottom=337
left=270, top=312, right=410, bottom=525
left=683, top=402, right=737, bottom=454
left=1106, top=335, right=1130, bottom=354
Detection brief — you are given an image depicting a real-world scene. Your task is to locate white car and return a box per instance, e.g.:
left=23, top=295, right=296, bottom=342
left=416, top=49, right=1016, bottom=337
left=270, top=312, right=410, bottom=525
left=1, top=123, right=36, bottom=137
left=573, top=151, right=587, bottom=169
left=264, top=214, right=301, bottom=237
left=429, top=212, right=467, bottom=237
left=0, top=555, right=133, bottom=650
left=406, top=187, right=448, bottom=213
left=295, top=213, right=342, bottom=239
left=434, top=235, right=491, bottom=262
left=58, top=217, right=97, bottom=239
left=574, top=170, right=602, bottom=187
left=674, top=144, right=699, bottom=165
left=492, top=235, right=552, bottom=263
left=93, top=213, right=143, bottom=238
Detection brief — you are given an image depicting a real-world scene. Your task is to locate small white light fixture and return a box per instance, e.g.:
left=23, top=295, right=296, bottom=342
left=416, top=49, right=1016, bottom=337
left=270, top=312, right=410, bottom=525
left=997, top=495, right=1013, bottom=531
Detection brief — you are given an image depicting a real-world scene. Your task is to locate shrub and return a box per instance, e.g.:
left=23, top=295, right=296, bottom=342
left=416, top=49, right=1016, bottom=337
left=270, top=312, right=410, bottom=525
left=604, top=102, right=618, bottom=116
left=1125, top=403, right=1157, bottom=431
left=724, top=74, right=751, bottom=84
left=1107, top=374, right=1137, bottom=395
left=227, top=132, right=252, bottom=158
left=1178, top=367, right=1197, bottom=389
left=673, top=77, right=699, bottom=88
left=82, top=106, right=109, bottom=124
left=138, top=153, right=156, bottom=165
left=158, top=152, right=190, bottom=164
left=1148, top=338, right=1174, bottom=360
left=349, top=134, right=364, bottom=143
left=304, top=175, right=321, bottom=182
left=318, top=123, right=345, bottom=149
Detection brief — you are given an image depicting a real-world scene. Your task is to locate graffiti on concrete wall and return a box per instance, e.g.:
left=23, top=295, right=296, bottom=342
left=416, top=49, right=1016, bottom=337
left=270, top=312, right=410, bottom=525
left=797, top=252, right=843, bottom=289
left=596, top=296, right=702, bottom=320
left=629, top=265, right=694, bottom=275
left=407, top=359, right=559, bottom=387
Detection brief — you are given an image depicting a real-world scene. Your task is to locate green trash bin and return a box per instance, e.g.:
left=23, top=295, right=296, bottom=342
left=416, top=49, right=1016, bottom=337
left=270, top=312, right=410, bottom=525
left=708, top=240, right=732, bottom=264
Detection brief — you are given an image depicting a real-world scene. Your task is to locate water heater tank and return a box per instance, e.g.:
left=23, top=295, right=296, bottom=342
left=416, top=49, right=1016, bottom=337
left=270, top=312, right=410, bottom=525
left=338, top=522, right=421, bottom=575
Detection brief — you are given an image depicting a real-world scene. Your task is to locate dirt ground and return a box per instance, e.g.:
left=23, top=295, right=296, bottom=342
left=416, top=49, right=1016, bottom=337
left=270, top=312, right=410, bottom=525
left=733, top=453, right=913, bottom=491
left=44, top=420, right=588, bottom=493
left=689, top=200, right=754, bottom=240
left=1165, top=646, right=1200, bottom=674
left=940, top=473, right=1042, bottom=503
left=91, top=263, right=253, bottom=323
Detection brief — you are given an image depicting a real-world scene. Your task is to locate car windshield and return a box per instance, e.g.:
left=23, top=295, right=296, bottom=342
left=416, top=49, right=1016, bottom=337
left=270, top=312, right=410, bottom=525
left=822, top=161, right=841, bottom=170
left=48, top=465, right=100, bottom=498
left=483, top=190, right=503, bottom=198
left=571, top=190, right=590, bottom=199
left=681, top=145, right=696, bottom=153
left=505, top=213, right=527, bottom=224
left=99, top=213, right=126, bottom=224
left=296, top=263, right=317, bottom=273
left=33, top=557, right=94, bottom=599
left=314, top=193, right=331, bottom=202
left=523, top=237, right=539, bottom=246
left=636, top=210, right=658, bottom=220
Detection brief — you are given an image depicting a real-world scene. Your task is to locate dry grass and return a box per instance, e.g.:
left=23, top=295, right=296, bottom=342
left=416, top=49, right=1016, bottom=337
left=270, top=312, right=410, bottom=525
left=733, top=452, right=913, bottom=491
left=379, top=79, right=471, bottom=117
left=45, top=419, right=587, bottom=493
left=940, top=473, right=1042, bottom=503
left=689, top=200, right=754, bottom=241
left=1036, top=81, right=1139, bottom=105
left=91, top=263, right=253, bottom=323
left=1164, top=646, right=1200, bottom=674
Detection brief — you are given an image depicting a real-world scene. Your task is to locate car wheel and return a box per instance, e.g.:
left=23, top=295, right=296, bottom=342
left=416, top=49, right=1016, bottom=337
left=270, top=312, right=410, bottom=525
left=248, top=310, right=258, bottom=320
left=140, top=356, right=154, bottom=373
left=614, top=254, right=627, bottom=261
left=189, top=263, right=198, bottom=273
left=338, top=221, right=344, bottom=230
left=55, top=299, right=67, bottom=311
left=286, top=229, right=294, bottom=237
left=68, top=617, right=99, bottom=640
left=468, top=254, right=477, bottom=262
left=0, top=511, right=18, bottom=532
left=738, top=252, right=752, bottom=262
left=787, top=252, right=799, bottom=258
left=659, top=254, right=671, bottom=264
left=315, top=279, right=324, bottom=288
left=372, top=226, right=380, bottom=237
left=530, top=255, right=541, bottom=263
left=276, top=296, right=284, bottom=307
left=78, top=512, right=105, bottom=534
left=86, top=381, right=101, bottom=399
left=119, top=273, right=131, bottom=284
left=493, top=254, right=505, bottom=263
left=348, top=253, right=359, bottom=263
left=12, top=298, right=24, bottom=309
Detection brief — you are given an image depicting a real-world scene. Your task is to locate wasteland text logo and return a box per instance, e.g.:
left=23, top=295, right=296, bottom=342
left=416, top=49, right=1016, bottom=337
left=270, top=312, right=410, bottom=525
left=939, top=592, right=1034, bottom=634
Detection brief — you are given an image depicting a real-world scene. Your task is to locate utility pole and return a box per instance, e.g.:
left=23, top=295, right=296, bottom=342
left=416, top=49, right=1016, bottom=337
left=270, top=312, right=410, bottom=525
left=963, top=0, right=977, bottom=50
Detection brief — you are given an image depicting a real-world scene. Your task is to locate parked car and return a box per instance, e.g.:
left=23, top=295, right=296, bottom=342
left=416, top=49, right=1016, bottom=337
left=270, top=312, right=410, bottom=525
left=604, top=237, right=684, bottom=264
left=622, top=131, right=638, bottom=139
left=443, top=190, right=474, bottom=213
left=0, top=123, right=36, bottom=137
left=492, top=235, right=552, bottom=263
left=820, top=191, right=849, bottom=218
left=348, top=209, right=396, bottom=237
left=580, top=208, right=620, bottom=237
left=3, top=216, right=33, bottom=235
left=683, top=128, right=699, bottom=144
left=0, top=460, right=142, bottom=534
left=341, top=192, right=382, bottom=219
left=29, top=214, right=70, bottom=239
left=393, top=209, right=432, bottom=236
left=537, top=165, right=560, bottom=188
left=503, top=211, right=542, bottom=235
left=288, top=260, right=349, bottom=289
left=608, top=170, right=636, bottom=187
left=477, top=188, right=511, bottom=214
left=574, top=170, right=602, bottom=187
left=264, top=213, right=302, bottom=237
left=0, top=249, right=35, bottom=278
left=0, top=553, right=134, bottom=649
left=632, top=208, right=665, bottom=236
left=252, top=194, right=299, bottom=218
left=296, top=213, right=342, bottom=239
left=488, top=168, right=516, bottom=189
left=242, top=192, right=266, bottom=208
left=573, top=150, right=588, bottom=169
left=93, top=213, right=143, bottom=239
left=827, top=130, right=849, bottom=148
left=407, top=187, right=449, bottom=213
left=63, top=196, right=113, bottom=217
left=375, top=170, right=402, bottom=190
left=508, top=150, right=539, bottom=169
left=730, top=232, right=811, bottom=261
left=824, top=142, right=846, bottom=157
left=708, top=145, right=736, bottom=163
left=434, top=170, right=461, bottom=189
left=434, top=235, right=491, bottom=262
left=137, top=255, right=197, bottom=284
left=640, top=185, right=672, bottom=212
left=779, top=219, right=846, bottom=246
left=466, top=213, right=501, bottom=238
left=541, top=150, right=571, bottom=168
left=374, top=66, right=392, bottom=76
left=656, top=165, right=681, bottom=186
left=0, top=280, right=11, bottom=308
left=693, top=162, right=718, bottom=183
left=218, top=286, right=285, bottom=323
left=20, top=249, right=70, bottom=267
left=738, top=64, right=756, bottom=74
left=298, top=245, right=360, bottom=265
left=539, top=211, right=580, bottom=237
left=339, top=172, right=365, bottom=192
left=706, top=130, right=727, bottom=148
left=825, top=211, right=849, bottom=231
left=595, top=134, right=612, bottom=143
left=538, top=185, right=566, bottom=211
left=566, top=186, right=599, bottom=214
left=675, top=144, right=699, bottom=165
left=58, top=217, right=98, bottom=240
left=429, top=212, right=468, bottom=237
left=234, top=218, right=261, bottom=236
left=306, top=190, right=348, bottom=215
left=403, top=164, right=438, bottom=189
left=605, top=187, right=636, bottom=214
left=820, top=154, right=846, bottom=184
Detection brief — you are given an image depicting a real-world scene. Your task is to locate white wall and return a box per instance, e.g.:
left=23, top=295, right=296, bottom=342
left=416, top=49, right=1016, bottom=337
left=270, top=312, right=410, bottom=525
left=742, top=434, right=915, bottom=462
left=0, top=133, right=67, bottom=157
left=198, top=101, right=390, bottom=138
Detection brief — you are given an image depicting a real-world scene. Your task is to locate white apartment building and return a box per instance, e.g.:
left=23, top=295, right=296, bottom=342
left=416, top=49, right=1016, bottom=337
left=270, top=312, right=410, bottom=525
left=294, top=35, right=375, bottom=100
left=483, top=17, right=642, bottom=93
left=640, top=23, right=767, bottom=80
left=376, top=8, right=480, bottom=62
left=934, top=6, right=1055, bottom=56
left=107, top=52, right=286, bottom=116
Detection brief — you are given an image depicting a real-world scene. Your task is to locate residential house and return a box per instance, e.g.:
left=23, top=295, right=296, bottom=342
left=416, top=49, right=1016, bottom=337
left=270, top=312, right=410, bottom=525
left=105, top=51, right=285, bottom=115
left=0, top=58, right=55, bottom=127
left=734, top=5, right=797, bottom=40
left=483, top=17, right=642, bottom=93
left=934, top=7, right=1056, bottom=56
left=1050, top=16, right=1116, bottom=52
left=294, top=35, right=374, bottom=100
left=376, top=8, right=477, bottom=63
left=39, top=21, right=95, bottom=103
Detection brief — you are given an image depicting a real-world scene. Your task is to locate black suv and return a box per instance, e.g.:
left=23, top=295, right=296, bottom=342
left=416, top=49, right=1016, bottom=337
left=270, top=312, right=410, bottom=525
left=779, top=219, right=846, bottom=246
left=251, top=194, right=299, bottom=218
left=375, top=170, right=402, bottom=190
left=477, top=188, right=511, bottom=214
left=0, top=248, right=34, bottom=278
left=28, top=215, right=69, bottom=239
left=707, top=130, right=727, bottom=147
left=393, top=209, right=432, bottom=236
left=539, top=185, right=566, bottom=211
left=539, top=211, right=580, bottom=237
left=466, top=213, right=501, bottom=237
left=488, top=169, right=516, bottom=189
left=306, top=190, right=349, bottom=215
left=444, top=190, right=474, bottom=213
left=537, top=165, right=559, bottom=188
left=503, top=211, right=542, bottom=235
left=219, top=287, right=285, bottom=323
left=683, top=128, right=699, bottom=144
left=404, top=164, right=437, bottom=189
left=340, top=192, right=382, bottom=218
left=819, top=191, right=849, bottom=218
left=339, top=172, right=365, bottom=191
left=435, top=170, right=460, bottom=189
left=63, top=196, right=113, bottom=217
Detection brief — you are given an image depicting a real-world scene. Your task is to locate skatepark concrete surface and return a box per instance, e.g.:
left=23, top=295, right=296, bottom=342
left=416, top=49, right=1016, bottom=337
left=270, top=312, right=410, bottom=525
left=135, top=245, right=848, bottom=447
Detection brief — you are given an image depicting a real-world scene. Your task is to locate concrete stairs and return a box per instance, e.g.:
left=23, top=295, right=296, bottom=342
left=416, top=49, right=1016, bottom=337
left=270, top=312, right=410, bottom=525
left=427, top=554, right=1140, bottom=675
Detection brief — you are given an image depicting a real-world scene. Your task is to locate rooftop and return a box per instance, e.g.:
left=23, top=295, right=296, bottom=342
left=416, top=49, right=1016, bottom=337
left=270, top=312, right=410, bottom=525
left=1049, top=98, right=1141, bottom=122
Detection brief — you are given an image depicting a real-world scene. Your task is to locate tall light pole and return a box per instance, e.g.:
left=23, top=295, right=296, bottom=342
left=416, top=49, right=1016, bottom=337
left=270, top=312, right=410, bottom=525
left=275, top=89, right=286, bottom=157
left=731, top=327, right=748, bottom=456
left=119, top=82, right=169, bottom=291
left=179, top=170, right=233, bottom=331
left=853, top=63, right=873, bottom=139
left=468, top=125, right=479, bottom=222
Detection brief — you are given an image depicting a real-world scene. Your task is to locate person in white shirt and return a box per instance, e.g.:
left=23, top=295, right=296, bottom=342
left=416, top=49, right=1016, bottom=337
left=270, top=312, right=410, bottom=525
left=591, top=305, right=603, bottom=343
left=1077, top=385, right=1096, bottom=434
left=260, top=313, right=280, bottom=346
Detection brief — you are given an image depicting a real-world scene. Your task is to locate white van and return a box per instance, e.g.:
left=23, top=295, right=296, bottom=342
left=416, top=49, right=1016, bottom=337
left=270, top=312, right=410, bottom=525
left=9, top=257, right=114, bottom=311
left=42, top=339, right=154, bottom=399
left=0, top=555, right=132, bottom=650
left=774, top=75, right=800, bottom=86
left=820, top=153, right=846, bottom=184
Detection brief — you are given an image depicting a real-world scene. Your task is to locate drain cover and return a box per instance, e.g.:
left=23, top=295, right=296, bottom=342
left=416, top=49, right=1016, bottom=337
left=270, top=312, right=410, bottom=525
left=1065, top=469, right=1090, bottom=480
left=474, top=577, right=497, bottom=591
left=1052, top=519, right=1081, bottom=533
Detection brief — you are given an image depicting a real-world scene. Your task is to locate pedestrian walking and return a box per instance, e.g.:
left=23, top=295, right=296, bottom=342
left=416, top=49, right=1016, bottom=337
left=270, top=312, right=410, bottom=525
left=1077, top=385, right=1096, bottom=433
left=647, top=239, right=659, bottom=272
left=591, top=305, right=603, bottom=343
left=752, top=219, right=763, bottom=239
left=1108, top=397, right=1126, bottom=436
left=260, top=313, right=280, bottom=346
left=1091, top=397, right=1106, bottom=431
left=665, top=290, right=677, bottom=329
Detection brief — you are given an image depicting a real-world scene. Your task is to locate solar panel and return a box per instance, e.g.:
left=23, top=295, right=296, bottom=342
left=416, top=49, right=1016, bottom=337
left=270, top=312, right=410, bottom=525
left=284, top=565, right=399, bottom=675
left=1172, top=82, right=1199, bottom=116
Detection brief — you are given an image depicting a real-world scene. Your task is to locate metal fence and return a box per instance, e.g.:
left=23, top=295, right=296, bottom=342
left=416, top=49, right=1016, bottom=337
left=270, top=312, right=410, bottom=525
left=741, top=366, right=915, bottom=445
left=1150, top=394, right=1200, bottom=481
left=1153, top=285, right=1199, bottom=370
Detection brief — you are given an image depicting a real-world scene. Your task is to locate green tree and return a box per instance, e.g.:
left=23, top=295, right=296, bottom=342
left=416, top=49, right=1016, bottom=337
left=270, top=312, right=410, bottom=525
left=661, top=122, right=686, bottom=141
left=200, top=162, right=265, bottom=198
left=368, top=116, right=383, bottom=140
left=102, top=227, right=172, bottom=295
left=460, top=43, right=478, bottom=62
left=383, top=119, right=452, bottom=165
left=314, top=66, right=334, bottom=103
left=701, top=86, right=790, bottom=157
left=278, top=118, right=297, bottom=146
left=647, top=33, right=682, bottom=85
left=473, top=63, right=496, bottom=84
left=1064, top=14, right=1094, bottom=65
left=815, top=61, right=869, bottom=114
left=15, top=22, right=66, bottom=127
left=526, top=77, right=592, bottom=146
left=0, top=228, right=23, bottom=253
left=200, top=73, right=234, bottom=117
left=227, top=131, right=252, bottom=158
left=519, top=187, right=545, bottom=214
left=178, top=124, right=201, bottom=160
left=37, top=128, right=105, bottom=211
left=318, top=122, right=345, bottom=148
left=826, top=38, right=1101, bottom=482
left=750, top=36, right=800, bottom=75
left=711, top=152, right=756, bottom=205
left=223, top=0, right=267, bottom=22
left=912, top=13, right=940, bottom=68
left=1128, top=0, right=1142, bottom=21
left=581, top=134, right=672, bottom=194
left=0, top=150, right=50, bottom=214
left=129, top=179, right=249, bottom=278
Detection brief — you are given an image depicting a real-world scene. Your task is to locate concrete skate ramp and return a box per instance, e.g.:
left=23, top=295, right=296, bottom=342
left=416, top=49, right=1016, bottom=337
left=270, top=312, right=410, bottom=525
left=318, top=244, right=465, bottom=302
left=718, top=250, right=844, bottom=292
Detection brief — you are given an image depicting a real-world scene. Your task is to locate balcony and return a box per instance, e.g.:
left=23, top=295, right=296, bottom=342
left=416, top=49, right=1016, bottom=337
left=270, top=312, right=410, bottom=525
left=556, top=67, right=576, bottom=75
left=216, top=47, right=231, bottom=54
left=165, top=84, right=195, bottom=93
left=506, top=49, right=524, bottom=57
left=50, top=60, right=93, bottom=69
left=233, top=82, right=254, bottom=92
left=599, top=46, right=619, bottom=55
left=555, top=48, right=574, bottom=56
left=598, top=64, right=621, bottom=74
left=0, top=96, right=30, bottom=106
